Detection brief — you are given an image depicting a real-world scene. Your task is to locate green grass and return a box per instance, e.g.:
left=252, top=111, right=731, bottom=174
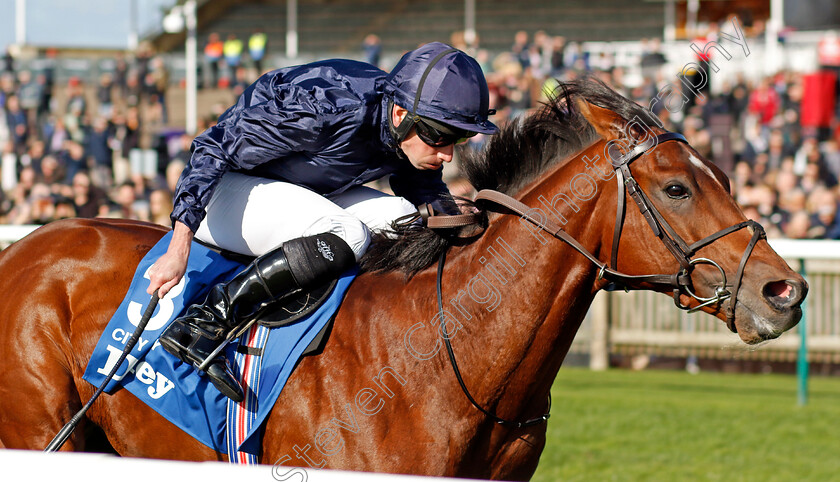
left=532, top=368, right=840, bottom=482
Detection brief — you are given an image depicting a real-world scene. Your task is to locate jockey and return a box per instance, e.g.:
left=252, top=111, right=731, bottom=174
left=147, top=42, right=497, bottom=402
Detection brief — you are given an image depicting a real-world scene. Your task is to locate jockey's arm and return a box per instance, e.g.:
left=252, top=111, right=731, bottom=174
left=171, top=100, right=324, bottom=234
left=147, top=220, right=193, bottom=297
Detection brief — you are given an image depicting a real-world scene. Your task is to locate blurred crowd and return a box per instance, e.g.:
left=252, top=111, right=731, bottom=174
left=0, top=43, right=180, bottom=228
left=201, top=30, right=267, bottom=90
left=452, top=26, right=840, bottom=240
left=2, top=24, right=840, bottom=241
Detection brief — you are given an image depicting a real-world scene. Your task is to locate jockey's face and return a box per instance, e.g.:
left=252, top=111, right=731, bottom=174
left=392, top=105, right=454, bottom=171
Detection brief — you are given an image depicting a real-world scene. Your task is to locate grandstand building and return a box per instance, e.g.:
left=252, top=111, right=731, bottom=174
left=145, top=0, right=787, bottom=63
left=150, top=0, right=665, bottom=57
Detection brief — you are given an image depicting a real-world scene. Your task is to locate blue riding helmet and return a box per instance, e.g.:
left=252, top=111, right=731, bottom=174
left=384, top=42, right=497, bottom=143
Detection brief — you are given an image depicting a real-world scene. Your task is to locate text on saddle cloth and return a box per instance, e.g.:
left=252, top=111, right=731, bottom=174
left=82, top=231, right=357, bottom=454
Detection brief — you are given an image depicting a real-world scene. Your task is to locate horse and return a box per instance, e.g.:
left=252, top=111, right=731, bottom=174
left=0, top=79, right=806, bottom=480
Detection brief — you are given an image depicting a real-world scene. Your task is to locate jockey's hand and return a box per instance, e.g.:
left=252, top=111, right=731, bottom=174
left=459, top=203, right=479, bottom=215
left=147, top=221, right=193, bottom=298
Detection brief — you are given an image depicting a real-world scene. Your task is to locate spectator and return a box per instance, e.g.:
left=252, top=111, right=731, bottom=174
left=564, top=41, right=589, bottom=71
left=146, top=57, right=169, bottom=123
left=135, top=42, right=154, bottom=89
left=149, top=188, right=173, bottom=226
left=61, top=141, right=88, bottom=185
left=71, top=171, right=106, bottom=218
left=806, top=187, right=837, bottom=237
left=113, top=53, right=129, bottom=97
left=784, top=210, right=811, bottom=239
left=45, top=116, right=69, bottom=155
left=822, top=138, right=840, bottom=181
left=40, top=49, right=56, bottom=113
left=20, top=140, right=46, bottom=176
left=223, top=34, right=244, bottom=84
left=248, top=29, right=268, bottom=73
left=0, top=71, right=14, bottom=106
left=204, top=33, right=224, bottom=88
left=165, top=159, right=186, bottom=193
left=53, top=195, right=76, bottom=220
left=748, top=78, right=781, bottom=128
left=9, top=182, right=54, bottom=225
left=86, top=116, right=114, bottom=189
left=5, top=95, right=28, bottom=155
left=230, top=66, right=251, bottom=97
left=113, top=180, right=147, bottom=221
left=1, top=48, right=13, bottom=73
left=96, top=73, right=115, bottom=118
left=824, top=200, right=840, bottom=239
left=64, top=77, right=87, bottom=142
left=767, top=129, right=792, bottom=172
left=529, top=30, right=553, bottom=78
left=17, top=70, right=41, bottom=128
left=362, top=34, right=382, bottom=68
left=640, top=38, right=667, bottom=75
left=124, top=71, right=143, bottom=108
left=511, top=30, right=531, bottom=70
left=1, top=140, right=16, bottom=193
left=549, top=36, right=567, bottom=77
left=35, top=72, right=52, bottom=125
left=111, top=108, right=141, bottom=175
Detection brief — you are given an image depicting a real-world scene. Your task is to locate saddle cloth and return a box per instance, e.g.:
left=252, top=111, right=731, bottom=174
left=82, top=231, right=357, bottom=457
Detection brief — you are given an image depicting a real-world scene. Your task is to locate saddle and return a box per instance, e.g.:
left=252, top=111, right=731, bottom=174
left=204, top=243, right=338, bottom=357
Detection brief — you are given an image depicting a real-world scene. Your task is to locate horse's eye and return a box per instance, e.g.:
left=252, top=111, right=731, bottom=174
left=665, top=184, right=688, bottom=199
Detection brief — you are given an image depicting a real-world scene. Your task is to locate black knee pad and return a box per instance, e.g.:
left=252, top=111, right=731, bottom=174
left=283, top=233, right=356, bottom=289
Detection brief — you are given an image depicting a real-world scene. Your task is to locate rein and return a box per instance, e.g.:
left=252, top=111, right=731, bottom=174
left=437, top=250, right=550, bottom=428
left=427, top=131, right=765, bottom=427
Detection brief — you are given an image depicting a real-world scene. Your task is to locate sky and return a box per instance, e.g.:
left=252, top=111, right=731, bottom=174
left=0, top=0, right=177, bottom=52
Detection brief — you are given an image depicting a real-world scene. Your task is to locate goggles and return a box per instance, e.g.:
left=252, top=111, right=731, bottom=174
left=414, top=116, right=476, bottom=147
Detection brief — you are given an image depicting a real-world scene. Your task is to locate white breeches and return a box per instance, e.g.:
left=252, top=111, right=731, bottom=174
left=194, top=172, right=417, bottom=261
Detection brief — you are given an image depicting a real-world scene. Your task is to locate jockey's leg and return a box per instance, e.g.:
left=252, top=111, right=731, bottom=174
left=192, top=172, right=372, bottom=258
left=160, top=232, right=354, bottom=401
left=159, top=173, right=362, bottom=401
left=330, top=185, right=420, bottom=234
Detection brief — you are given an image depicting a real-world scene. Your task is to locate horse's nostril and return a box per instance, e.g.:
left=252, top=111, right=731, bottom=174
left=766, top=280, right=792, bottom=298
left=763, top=280, right=800, bottom=309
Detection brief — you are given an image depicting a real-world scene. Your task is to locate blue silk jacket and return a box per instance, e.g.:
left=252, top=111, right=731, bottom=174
left=171, top=59, right=453, bottom=232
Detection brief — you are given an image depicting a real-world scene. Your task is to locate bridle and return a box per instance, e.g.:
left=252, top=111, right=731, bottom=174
left=602, top=131, right=765, bottom=326
left=428, top=130, right=765, bottom=427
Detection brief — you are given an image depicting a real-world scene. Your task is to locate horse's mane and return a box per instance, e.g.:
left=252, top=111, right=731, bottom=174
left=360, top=77, right=659, bottom=277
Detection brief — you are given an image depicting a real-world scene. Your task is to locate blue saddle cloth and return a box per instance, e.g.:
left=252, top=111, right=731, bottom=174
left=82, top=231, right=356, bottom=454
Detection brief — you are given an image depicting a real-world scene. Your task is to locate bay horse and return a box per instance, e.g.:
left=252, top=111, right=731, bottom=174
left=0, top=80, right=806, bottom=480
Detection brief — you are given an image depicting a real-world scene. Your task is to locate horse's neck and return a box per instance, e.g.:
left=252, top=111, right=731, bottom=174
left=443, top=153, right=614, bottom=420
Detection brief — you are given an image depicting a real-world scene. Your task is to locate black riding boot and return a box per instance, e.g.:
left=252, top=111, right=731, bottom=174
left=159, top=233, right=355, bottom=402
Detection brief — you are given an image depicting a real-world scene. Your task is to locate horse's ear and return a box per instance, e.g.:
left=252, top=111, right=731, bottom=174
left=574, top=98, right=626, bottom=141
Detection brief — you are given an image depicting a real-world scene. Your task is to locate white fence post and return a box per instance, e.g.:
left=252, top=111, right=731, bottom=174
left=590, top=292, right=610, bottom=371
